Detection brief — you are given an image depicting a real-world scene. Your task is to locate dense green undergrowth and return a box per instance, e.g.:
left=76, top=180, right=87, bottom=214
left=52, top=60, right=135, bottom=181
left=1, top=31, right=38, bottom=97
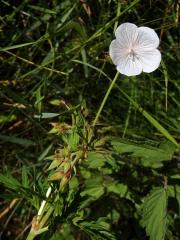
left=0, top=0, right=179, bottom=239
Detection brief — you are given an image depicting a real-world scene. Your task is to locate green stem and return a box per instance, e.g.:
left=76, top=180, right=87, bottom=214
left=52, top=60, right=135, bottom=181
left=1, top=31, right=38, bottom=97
left=26, top=231, right=36, bottom=240
left=37, top=186, right=52, bottom=221
left=92, top=72, right=119, bottom=127
left=122, top=80, right=133, bottom=138
left=39, top=207, right=54, bottom=229
left=26, top=226, right=49, bottom=240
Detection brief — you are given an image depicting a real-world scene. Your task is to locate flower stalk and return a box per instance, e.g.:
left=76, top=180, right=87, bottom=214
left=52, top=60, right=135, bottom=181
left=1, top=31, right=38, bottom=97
left=92, top=71, right=119, bottom=127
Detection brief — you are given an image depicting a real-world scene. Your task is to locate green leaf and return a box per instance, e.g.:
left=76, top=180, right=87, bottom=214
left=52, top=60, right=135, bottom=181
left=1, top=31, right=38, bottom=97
left=80, top=167, right=91, bottom=179
left=81, top=47, right=89, bottom=78
left=87, top=151, right=107, bottom=168
left=80, top=186, right=104, bottom=199
left=159, top=140, right=176, bottom=154
left=78, top=218, right=116, bottom=240
left=34, top=112, right=60, bottom=119
left=80, top=176, right=104, bottom=199
left=62, top=131, right=80, bottom=151
left=38, top=144, right=53, bottom=161
left=72, top=210, right=84, bottom=226
left=0, top=42, right=36, bottom=51
left=141, top=187, right=168, bottom=240
left=30, top=195, right=40, bottom=210
left=53, top=196, right=64, bottom=217
left=167, top=185, right=180, bottom=211
left=49, top=224, right=74, bottom=240
left=48, top=159, right=61, bottom=171
left=0, top=114, right=16, bottom=124
left=22, top=166, right=29, bottom=188
left=0, top=173, right=21, bottom=190
left=0, top=134, right=36, bottom=147
left=107, top=183, right=130, bottom=199
left=62, top=20, right=87, bottom=41
left=66, top=177, right=79, bottom=205
left=28, top=5, right=57, bottom=14
left=112, top=138, right=174, bottom=167
left=141, top=109, right=178, bottom=147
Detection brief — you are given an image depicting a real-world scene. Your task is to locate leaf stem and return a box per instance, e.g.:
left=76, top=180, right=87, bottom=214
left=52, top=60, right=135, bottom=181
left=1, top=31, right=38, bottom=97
left=92, top=72, right=119, bottom=127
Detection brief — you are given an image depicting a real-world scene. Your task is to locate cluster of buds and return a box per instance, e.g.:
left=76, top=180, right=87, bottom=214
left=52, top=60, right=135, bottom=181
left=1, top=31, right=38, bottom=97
left=48, top=147, right=74, bottom=190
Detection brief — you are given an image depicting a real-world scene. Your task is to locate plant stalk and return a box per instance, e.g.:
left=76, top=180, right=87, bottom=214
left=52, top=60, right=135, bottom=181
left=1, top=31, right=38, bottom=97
left=92, top=71, right=119, bottom=127
left=26, top=232, right=36, bottom=240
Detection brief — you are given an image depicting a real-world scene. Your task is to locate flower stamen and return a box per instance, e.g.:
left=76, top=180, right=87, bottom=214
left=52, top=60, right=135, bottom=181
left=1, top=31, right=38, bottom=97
left=128, top=48, right=136, bottom=61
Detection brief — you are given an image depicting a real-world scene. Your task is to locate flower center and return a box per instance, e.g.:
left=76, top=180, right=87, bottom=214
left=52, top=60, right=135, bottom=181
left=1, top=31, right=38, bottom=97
left=128, top=48, right=137, bottom=62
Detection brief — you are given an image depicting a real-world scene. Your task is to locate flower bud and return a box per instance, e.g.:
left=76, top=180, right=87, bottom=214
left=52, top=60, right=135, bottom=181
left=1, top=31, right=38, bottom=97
left=60, top=170, right=71, bottom=190
left=48, top=170, right=64, bottom=181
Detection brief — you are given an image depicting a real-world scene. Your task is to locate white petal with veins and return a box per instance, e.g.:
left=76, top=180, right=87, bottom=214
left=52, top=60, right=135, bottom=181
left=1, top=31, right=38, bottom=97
left=115, top=23, right=138, bottom=48
left=109, top=39, right=127, bottom=65
left=136, top=27, right=160, bottom=50
left=116, top=56, right=143, bottom=76
left=138, top=49, right=161, bottom=73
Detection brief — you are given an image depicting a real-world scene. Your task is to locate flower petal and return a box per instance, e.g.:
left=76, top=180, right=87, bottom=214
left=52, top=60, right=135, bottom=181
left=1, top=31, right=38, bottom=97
left=116, top=57, right=143, bottom=76
left=136, top=27, right=160, bottom=50
left=138, top=49, right=161, bottom=73
left=109, top=39, right=127, bottom=65
left=115, top=23, right=138, bottom=48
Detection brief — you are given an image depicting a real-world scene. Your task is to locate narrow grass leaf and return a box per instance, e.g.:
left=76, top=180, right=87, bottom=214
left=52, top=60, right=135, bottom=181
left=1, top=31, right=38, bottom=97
left=0, top=42, right=36, bottom=51
left=115, top=86, right=179, bottom=147
left=34, top=113, right=60, bottom=119
left=0, top=134, right=36, bottom=147
left=27, top=5, right=57, bottom=14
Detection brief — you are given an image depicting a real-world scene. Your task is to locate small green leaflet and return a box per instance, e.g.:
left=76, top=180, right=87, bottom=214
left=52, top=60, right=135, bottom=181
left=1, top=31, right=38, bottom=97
left=141, top=187, right=168, bottom=240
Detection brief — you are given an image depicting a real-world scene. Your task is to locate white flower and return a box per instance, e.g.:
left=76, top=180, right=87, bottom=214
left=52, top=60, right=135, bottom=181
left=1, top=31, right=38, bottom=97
left=109, top=23, right=161, bottom=76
